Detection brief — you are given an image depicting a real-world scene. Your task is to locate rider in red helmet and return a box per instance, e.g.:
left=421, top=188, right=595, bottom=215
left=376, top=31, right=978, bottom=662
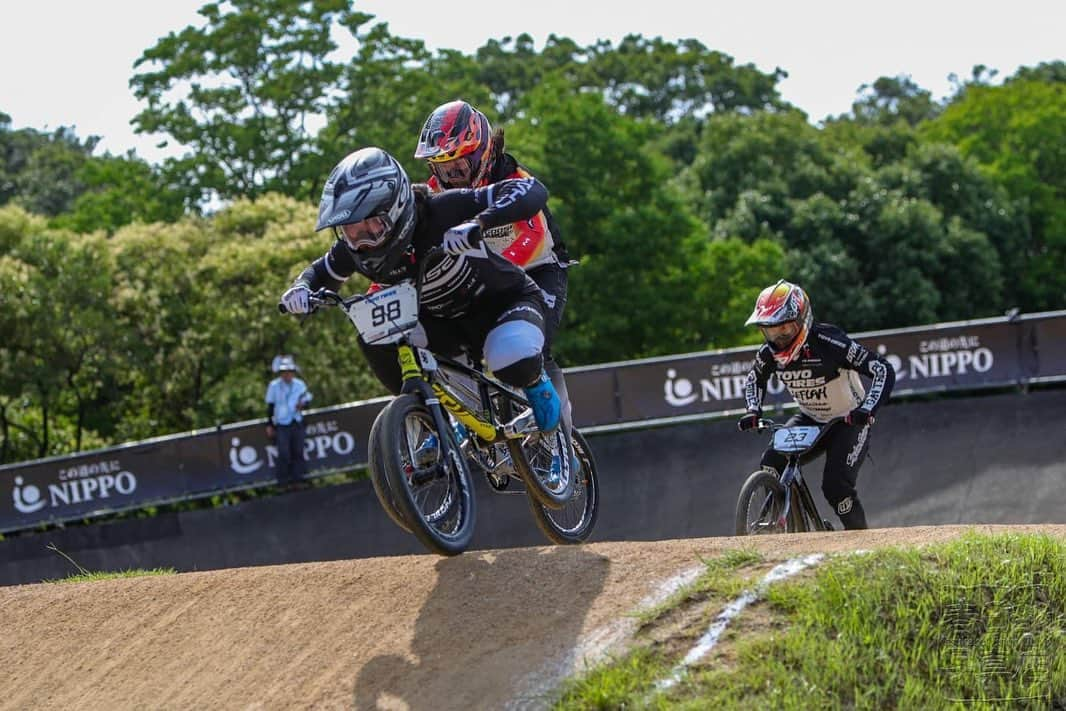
left=415, top=100, right=575, bottom=444
left=739, top=280, right=896, bottom=529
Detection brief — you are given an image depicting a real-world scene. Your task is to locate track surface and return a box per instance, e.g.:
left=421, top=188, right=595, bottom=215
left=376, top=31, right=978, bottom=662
left=3, top=524, right=1065, bottom=710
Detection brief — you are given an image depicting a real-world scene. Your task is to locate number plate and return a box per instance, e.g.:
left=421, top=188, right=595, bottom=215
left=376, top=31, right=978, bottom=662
left=772, top=426, right=820, bottom=453
left=345, top=283, right=419, bottom=344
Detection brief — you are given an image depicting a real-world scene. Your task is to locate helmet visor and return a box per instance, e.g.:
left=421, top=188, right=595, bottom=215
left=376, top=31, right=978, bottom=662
left=335, top=215, right=391, bottom=251
left=761, top=321, right=800, bottom=351
left=429, top=156, right=473, bottom=188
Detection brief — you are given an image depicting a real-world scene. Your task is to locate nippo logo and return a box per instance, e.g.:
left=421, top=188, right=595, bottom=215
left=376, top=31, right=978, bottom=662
left=9, top=460, right=138, bottom=517
left=228, top=420, right=358, bottom=475
left=12, top=476, right=45, bottom=514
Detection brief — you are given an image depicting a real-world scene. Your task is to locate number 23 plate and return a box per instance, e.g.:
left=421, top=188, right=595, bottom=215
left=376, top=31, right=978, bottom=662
left=345, top=282, right=419, bottom=343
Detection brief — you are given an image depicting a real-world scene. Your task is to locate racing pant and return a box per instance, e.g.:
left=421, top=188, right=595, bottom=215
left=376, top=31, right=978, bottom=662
left=760, top=412, right=872, bottom=530
left=358, top=295, right=548, bottom=396
left=528, top=262, right=572, bottom=437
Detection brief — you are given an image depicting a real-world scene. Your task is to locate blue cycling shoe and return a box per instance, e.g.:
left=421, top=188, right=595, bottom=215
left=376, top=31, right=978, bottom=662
left=523, top=371, right=561, bottom=433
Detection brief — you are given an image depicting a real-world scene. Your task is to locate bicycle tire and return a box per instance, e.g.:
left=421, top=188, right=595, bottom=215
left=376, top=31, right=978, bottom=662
left=367, top=405, right=411, bottom=533
left=379, top=394, right=476, bottom=556
left=734, top=470, right=804, bottom=536
left=527, top=428, right=600, bottom=544
left=508, top=425, right=577, bottom=510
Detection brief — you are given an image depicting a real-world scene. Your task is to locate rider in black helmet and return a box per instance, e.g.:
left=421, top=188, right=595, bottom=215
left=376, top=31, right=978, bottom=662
left=279, top=147, right=564, bottom=435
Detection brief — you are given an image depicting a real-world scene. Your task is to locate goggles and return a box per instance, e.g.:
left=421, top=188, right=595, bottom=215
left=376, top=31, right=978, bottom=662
left=760, top=321, right=800, bottom=350
left=334, top=215, right=391, bottom=251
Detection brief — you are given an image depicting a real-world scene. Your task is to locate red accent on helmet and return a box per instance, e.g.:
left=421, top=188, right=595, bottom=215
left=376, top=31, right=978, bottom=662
left=745, top=280, right=813, bottom=366
left=414, top=100, right=494, bottom=188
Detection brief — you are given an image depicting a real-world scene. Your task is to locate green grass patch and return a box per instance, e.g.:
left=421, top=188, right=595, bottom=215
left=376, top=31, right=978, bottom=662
left=555, top=533, right=1066, bottom=710
left=46, top=567, right=177, bottom=584
left=634, top=548, right=765, bottom=628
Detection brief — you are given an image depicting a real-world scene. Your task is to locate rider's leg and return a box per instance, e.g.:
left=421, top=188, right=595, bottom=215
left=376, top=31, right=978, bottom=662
left=482, top=300, right=560, bottom=432
left=820, top=421, right=872, bottom=530
left=529, top=264, right=572, bottom=436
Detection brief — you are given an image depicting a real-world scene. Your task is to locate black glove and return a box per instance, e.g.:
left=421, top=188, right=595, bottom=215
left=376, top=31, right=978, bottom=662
left=737, top=410, right=761, bottom=432
left=845, top=408, right=873, bottom=427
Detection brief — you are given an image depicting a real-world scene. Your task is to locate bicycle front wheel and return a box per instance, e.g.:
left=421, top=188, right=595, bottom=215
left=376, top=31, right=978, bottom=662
left=527, top=428, right=600, bottom=544
left=734, top=470, right=804, bottom=536
left=379, top=394, right=476, bottom=556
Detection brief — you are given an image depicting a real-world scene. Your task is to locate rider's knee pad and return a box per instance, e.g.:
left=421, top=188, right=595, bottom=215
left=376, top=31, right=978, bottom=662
left=484, top=319, right=544, bottom=376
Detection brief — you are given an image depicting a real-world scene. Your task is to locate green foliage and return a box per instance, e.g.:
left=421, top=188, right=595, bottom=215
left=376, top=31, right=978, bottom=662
left=0, top=196, right=385, bottom=462
left=923, top=77, right=1066, bottom=309
left=130, top=0, right=371, bottom=203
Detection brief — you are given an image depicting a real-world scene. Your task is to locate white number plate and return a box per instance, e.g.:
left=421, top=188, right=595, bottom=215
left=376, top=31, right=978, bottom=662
left=346, top=283, right=419, bottom=344
left=772, top=426, right=820, bottom=453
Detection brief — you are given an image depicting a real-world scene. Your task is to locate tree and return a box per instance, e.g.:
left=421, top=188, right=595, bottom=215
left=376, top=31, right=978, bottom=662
left=923, top=76, right=1066, bottom=309
left=845, top=75, right=941, bottom=127
left=130, top=0, right=371, bottom=204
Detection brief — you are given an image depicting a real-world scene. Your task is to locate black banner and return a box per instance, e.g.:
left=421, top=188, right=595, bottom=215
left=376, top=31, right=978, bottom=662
left=1, top=399, right=388, bottom=534
left=2, top=312, right=1064, bottom=534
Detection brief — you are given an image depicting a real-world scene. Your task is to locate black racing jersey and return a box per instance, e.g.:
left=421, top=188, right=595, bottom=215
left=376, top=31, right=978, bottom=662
left=299, top=178, right=546, bottom=319
left=743, top=323, right=895, bottom=423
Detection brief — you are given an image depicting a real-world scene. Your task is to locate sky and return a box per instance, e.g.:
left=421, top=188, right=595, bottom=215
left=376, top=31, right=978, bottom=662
left=1, top=0, right=1061, bottom=165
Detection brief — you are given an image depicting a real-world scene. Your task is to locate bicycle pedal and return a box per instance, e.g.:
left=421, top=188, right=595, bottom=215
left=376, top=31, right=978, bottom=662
left=486, top=472, right=511, bottom=491
left=502, top=407, right=537, bottom=436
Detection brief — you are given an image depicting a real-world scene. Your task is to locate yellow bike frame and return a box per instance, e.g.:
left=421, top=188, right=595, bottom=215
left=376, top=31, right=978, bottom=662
left=397, top=344, right=499, bottom=443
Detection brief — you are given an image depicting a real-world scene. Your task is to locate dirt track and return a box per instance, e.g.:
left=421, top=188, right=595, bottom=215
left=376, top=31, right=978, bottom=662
left=2, top=524, right=1065, bottom=710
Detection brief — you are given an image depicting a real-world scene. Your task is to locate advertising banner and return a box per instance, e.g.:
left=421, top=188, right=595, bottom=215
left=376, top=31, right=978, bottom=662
left=2, top=313, right=1064, bottom=534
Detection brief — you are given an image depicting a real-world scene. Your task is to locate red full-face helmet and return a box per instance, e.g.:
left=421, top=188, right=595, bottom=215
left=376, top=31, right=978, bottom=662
left=414, top=100, right=494, bottom=189
left=745, top=280, right=813, bottom=366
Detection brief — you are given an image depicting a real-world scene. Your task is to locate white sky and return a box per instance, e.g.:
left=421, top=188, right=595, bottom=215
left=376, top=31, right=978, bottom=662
left=1, top=0, right=1061, bottom=164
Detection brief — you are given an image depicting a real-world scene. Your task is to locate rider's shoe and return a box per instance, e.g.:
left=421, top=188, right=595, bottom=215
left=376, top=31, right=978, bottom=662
left=413, top=434, right=439, bottom=468
left=415, top=419, right=467, bottom=467
left=523, top=370, right=561, bottom=433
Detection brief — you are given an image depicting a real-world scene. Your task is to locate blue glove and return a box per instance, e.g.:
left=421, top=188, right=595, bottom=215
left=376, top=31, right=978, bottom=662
left=442, top=221, right=482, bottom=256
left=845, top=408, right=873, bottom=426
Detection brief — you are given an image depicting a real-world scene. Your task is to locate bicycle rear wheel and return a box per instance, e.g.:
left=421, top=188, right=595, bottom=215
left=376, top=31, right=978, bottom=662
left=379, top=394, right=476, bottom=556
left=734, top=470, right=804, bottom=535
left=528, top=428, right=600, bottom=544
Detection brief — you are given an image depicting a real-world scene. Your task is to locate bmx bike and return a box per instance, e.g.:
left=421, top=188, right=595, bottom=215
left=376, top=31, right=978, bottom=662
left=734, top=417, right=838, bottom=535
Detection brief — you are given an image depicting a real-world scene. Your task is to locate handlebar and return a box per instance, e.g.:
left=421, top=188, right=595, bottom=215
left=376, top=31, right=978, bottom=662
left=277, top=288, right=349, bottom=314
left=277, top=246, right=445, bottom=315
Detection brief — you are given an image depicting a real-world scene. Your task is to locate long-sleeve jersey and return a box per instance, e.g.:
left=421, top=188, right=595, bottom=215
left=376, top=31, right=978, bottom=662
left=743, top=323, right=895, bottom=423
left=427, top=152, right=567, bottom=270
left=297, top=178, right=546, bottom=319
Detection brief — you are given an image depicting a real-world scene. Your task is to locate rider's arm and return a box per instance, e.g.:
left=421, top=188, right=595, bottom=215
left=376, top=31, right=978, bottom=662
left=817, top=329, right=896, bottom=415
left=472, top=176, right=549, bottom=229
left=294, top=241, right=359, bottom=291
left=743, top=346, right=777, bottom=413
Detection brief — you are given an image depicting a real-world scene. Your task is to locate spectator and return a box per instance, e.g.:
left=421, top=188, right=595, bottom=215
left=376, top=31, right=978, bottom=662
left=265, top=355, right=312, bottom=485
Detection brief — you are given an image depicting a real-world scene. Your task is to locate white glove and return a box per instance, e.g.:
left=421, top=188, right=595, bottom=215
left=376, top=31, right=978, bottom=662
left=281, top=284, right=311, bottom=314
left=442, top=221, right=482, bottom=256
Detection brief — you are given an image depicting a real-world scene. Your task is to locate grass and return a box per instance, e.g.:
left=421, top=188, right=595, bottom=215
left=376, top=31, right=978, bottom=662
left=46, top=567, right=177, bottom=584
left=554, top=533, right=1066, bottom=710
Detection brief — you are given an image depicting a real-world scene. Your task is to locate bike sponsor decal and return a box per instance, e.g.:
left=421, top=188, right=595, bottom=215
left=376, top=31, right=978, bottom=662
left=228, top=420, right=357, bottom=476
left=9, top=459, right=138, bottom=516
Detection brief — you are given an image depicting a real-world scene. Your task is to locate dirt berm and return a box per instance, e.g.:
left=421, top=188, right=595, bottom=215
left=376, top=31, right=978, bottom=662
left=3, top=524, right=1065, bottom=710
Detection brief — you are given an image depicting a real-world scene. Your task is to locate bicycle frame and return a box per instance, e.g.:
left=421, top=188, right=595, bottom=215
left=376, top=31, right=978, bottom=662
left=758, top=418, right=839, bottom=532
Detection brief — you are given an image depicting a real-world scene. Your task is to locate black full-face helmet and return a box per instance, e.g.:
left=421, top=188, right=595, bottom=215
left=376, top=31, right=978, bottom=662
left=315, top=147, right=416, bottom=282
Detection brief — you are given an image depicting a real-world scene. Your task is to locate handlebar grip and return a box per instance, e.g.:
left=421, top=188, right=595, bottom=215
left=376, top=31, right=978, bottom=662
left=278, top=302, right=289, bottom=314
